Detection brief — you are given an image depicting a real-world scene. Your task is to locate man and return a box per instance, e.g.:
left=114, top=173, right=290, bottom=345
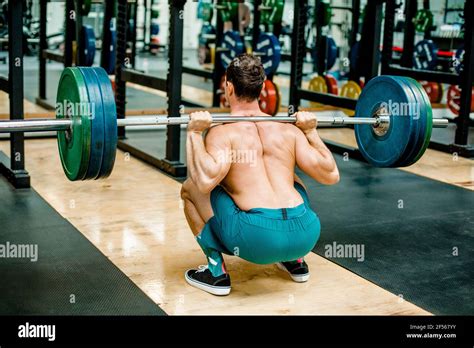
left=182, top=54, right=339, bottom=296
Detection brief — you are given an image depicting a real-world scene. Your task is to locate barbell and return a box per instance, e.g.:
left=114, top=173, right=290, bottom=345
left=0, top=67, right=448, bottom=181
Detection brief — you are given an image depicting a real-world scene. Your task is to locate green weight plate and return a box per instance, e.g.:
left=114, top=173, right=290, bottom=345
left=56, top=68, right=92, bottom=181
left=79, top=0, right=91, bottom=16
left=414, top=9, right=433, bottom=33
left=217, top=0, right=238, bottom=22
left=78, top=67, right=105, bottom=180
left=151, top=9, right=160, bottom=19
left=316, top=0, right=332, bottom=27
left=391, top=76, right=422, bottom=167
left=201, top=3, right=213, bottom=22
left=261, top=0, right=284, bottom=25
left=92, top=67, right=117, bottom=179
left=404, top=78, right=433, bottom=166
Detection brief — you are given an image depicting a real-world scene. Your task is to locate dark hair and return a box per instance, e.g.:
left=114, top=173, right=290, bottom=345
left=225, top=53, right=266, bottom=102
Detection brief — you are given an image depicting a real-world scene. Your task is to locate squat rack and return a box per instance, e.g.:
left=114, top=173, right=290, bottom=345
left=37, top=0, right=119, bottom=109
left=381, top=0, right=473, bottom=157
left=289, top=0, right=382, bottom=110
left=182, top=0, right=266, bottom=108
left=114, top=0, right=187, bottom=177
left=0, top=0, right=30, bottom=188
left=37, top=0, right=75, bottom=110
left=0, top=0, right=29, bottom=188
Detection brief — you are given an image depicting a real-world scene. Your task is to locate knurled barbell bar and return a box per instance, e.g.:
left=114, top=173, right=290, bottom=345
left=0, top=114, right=448, bottom=132
left=0, top=67, right=449, bottom=181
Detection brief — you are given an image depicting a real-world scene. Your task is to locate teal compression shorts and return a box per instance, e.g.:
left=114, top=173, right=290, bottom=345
left=198, top=182, right=321, bottom=264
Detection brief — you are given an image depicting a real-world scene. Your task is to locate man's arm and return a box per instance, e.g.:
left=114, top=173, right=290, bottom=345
left=187, top=112, right=231, bottom=193
left=294, top=112, right=340, bottom=185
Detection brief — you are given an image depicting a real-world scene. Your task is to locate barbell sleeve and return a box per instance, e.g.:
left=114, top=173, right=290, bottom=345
left=0, top=114, right=449, bottom=133
left=0, top=119, right=72, bottom=133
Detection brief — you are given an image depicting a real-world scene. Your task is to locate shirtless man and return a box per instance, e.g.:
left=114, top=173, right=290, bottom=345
left=181, top=54, right=339, bottom=296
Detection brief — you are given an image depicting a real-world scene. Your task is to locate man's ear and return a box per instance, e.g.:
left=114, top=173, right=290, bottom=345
left=227, top=81, right=234, bottom=96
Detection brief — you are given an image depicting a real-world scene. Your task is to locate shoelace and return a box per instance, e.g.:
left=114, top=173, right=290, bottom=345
left=196, top=265, right=208, bottom=273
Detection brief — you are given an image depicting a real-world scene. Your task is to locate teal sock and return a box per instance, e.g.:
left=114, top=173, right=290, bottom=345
left=196, top=233, right=227, bottom=277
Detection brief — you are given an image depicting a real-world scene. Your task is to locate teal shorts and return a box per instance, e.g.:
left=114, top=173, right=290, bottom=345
left=198, top=182, right=321, bottom=264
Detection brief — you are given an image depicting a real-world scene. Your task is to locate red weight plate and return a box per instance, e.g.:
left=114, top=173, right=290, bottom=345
left=324, top=74, right=338, bottom=95
left=434, top=82, right=444, bottom=103
left=219, top=75, right=230, bottom=108
left=419, top=81, right=441, bottom=103
left=259, top=80, right=279, bottom=115
left=447, top=85, right=474, bottom=116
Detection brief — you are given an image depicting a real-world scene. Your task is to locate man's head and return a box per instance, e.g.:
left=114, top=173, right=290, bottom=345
left=224, top=54, right=266, bottom=106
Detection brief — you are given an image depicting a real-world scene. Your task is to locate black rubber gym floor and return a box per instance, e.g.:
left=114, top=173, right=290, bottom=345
left=300, top=158, right=474, bottom=315
left=0, top=175, right=165, bottom=315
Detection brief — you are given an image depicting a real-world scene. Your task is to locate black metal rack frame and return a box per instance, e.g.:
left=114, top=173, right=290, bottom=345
left=37, top=0, right=119, bottom=110
left=115, top=0, right=187, bottom=177
left=36, top=0, right=75, bottom=110
left=314, top=0, right=360, bottom=79
left=290, top=0, right=473, bottom=159
left=182, top=0, right=261, bottom=108
left=289, top=0, right=379, bottom=111
left=0, top=0, right=30, bottom=188
left=381, top=0, right=473, bottom=157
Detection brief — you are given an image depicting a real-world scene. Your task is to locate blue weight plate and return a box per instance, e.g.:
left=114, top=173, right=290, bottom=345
left=312, top=36, right=338, bottom=71
left=78, top=67, right=105, bottom=179
left=355, top=76, right=412, bottom=167
left=151, top=23, right=160, bottom=36
left=255, top=32, right=281, bottom=76
left=390, top=76, right=422, bottom=167
left=350, top=41, right=360, bottom=71
left=413, top=40, right=438, bottom=70
left=326, top=36, right=338, bottom=70
left=199, top=24, right=216, bottom=45
left=401, top=78, right=432, bottom=166
left=219, top=30, right=244, bottom=69
left=92, top=67, right=117, bottom=178
left=455, top=45, right=464, bottom=74
left=105, top=29, right=117, bottom=75
left=81, top=25, right=96, bottom=66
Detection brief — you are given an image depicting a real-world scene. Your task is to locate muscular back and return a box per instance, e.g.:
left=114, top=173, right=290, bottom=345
left=207, top=122, right=304, bottom=210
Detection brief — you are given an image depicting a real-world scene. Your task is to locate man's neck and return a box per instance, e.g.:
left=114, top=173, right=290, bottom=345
left=230, top=100, right=264, bottom=116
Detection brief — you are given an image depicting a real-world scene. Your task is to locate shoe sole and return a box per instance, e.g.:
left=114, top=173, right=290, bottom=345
left=276, top=262, right=310, bottom=283
left=185, top=271, right=231, bottom=296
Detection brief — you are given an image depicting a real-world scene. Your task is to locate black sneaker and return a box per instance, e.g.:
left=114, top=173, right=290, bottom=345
left=185, top=265, right=231, bottom=296
left=276, top=259, right=310, bottom=282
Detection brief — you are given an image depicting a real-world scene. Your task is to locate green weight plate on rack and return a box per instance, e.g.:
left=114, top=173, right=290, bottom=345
left=403, top=78, right=433, bottom=166
left=56, top=68, right=92, bottom=181
left=260, top=0, right=284, bottom=25
left=151, top=9, right=160, bottom=19
left=316, top=0, right=332, bottom=27
left=414, top=9, right=433, bottom=33
left=92, top=67, right=117, bottom=179
left=201, top=2, right=214, bottom=22
left=79, top=0, right=91, bottom=16
left=78, top=67, right=105, bottom=180
left=217, top=0, right=238, bottom=22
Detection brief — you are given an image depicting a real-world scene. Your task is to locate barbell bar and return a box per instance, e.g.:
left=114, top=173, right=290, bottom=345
left=0, top=67, right=451, bottom=181
left=0, top=114, right=448, bottom=134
